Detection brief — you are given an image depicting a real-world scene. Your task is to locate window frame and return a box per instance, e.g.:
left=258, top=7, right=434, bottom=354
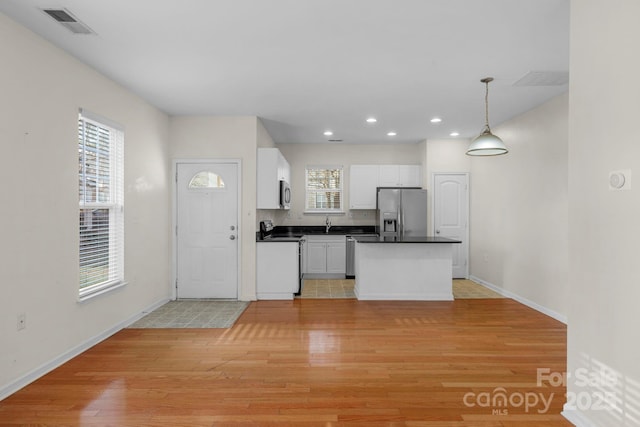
left=304, top=165, right=344, bottom=213
left=78, top=109, right=125, bottom=301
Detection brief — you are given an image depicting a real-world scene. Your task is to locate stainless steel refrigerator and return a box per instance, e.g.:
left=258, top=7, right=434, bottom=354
left=376, top=187, right=428, bottom=238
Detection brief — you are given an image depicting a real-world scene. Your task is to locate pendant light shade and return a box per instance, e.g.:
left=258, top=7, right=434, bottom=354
left=466, top=77, right=508, bottom=156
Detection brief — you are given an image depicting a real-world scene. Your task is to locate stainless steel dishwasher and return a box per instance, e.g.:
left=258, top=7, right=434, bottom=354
left=345, top=236, right=356, bottom=278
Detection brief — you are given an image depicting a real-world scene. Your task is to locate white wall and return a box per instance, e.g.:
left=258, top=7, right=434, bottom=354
left=0, top=14, right=171, bottom=394
left=425, top=138, right=472, bottom=234
left=275, top=143, right=423, bottom=226
left=257, top=118, right=276, bottom=148
left=566, top=1, right=640, bottom=425
left=469, top=93, right=569, bottom=321
left=169, top=116, right=259, bottom=301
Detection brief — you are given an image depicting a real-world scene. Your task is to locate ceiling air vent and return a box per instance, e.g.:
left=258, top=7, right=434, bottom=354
left=42, top=8, right=95, bottom=35
left=514, top=71, right=569, bottom=87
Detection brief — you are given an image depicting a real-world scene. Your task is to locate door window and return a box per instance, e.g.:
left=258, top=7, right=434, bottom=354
left=188, top=171, right=225, bottom=189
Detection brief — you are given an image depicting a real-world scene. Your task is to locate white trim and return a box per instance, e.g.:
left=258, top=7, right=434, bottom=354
left=562, top=407, right=596, bottom=426
left=78, top=108, right=124, bottom=132
left=0, top=297, right=169, bottom=402
left=468, top=275, right=568, bottom=324
left=172, top=159, right=242, bottom=301
left=78, top=280, right=127, bottom=303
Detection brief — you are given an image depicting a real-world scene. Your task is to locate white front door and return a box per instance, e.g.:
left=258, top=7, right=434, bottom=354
left=176, top=162, right=239, bottom=299
left=433, top=173, right=469, bottom=279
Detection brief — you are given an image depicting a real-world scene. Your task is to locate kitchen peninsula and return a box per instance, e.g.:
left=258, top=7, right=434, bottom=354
left=353, top=235, right=461, bottom=301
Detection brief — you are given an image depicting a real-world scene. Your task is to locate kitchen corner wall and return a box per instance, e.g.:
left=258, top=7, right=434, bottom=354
left=0, top=14, right=171, bottom=394
left=566, top=1, right=640, bottom=425
left=168, top=116, right=259, bottom=301
left=469, top=93, right=570, bottom=321
left=275, top=143, right=423, bottom=226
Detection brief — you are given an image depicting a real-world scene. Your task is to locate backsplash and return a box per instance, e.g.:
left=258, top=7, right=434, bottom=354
left=257, top=209, right=376, bottom=228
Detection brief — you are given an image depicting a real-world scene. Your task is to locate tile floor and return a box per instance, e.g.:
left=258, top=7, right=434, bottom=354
left=299, top=278, right=504, bottom=299
left=300, top=279, right=356, bottom=298
left=127, top=279, right=502, bottom=329
left=452, top=279, right=505, bottom=299
left=128, top=300, right=249, bottom=328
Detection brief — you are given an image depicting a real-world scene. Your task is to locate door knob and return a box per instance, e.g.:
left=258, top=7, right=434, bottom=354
left=230, top=225, right=235, bottom=230
left=229, top=235, right=236, bottom=240
left=436, top=230, right=440, bottom=234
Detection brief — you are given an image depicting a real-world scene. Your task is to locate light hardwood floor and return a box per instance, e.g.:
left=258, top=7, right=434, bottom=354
left=0, top=299, right=570, bottom=426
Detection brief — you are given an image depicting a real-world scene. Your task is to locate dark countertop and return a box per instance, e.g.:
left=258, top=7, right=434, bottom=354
left=256, top=225, right=377, bottom=242
left=354, top=235, right=462, bottom=244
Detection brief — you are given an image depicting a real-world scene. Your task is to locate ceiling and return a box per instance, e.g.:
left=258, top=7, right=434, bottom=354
left=1, top=0, right=569, bottom=144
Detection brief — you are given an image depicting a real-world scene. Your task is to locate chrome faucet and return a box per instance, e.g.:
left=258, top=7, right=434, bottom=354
left=325, top=215, right=332, bottom=233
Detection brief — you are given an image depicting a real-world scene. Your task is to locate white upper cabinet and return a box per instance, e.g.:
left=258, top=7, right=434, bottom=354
left=257, top=148, right=291, bottom=209
left=350, top=165, right=422, bottom=209
left=379, top=165, right=422, bottom=187
left=349, top=165, right=380, bottom=209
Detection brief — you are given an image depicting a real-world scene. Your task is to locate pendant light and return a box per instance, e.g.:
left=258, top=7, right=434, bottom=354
left=466, top=77, right=508, bottom=156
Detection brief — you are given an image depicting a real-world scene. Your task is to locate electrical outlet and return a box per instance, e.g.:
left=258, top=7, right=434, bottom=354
left=17, top=313, right=26, bottom=331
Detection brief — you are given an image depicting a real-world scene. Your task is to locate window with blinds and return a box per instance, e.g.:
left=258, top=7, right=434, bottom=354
left=305, top=166, right=343, bottom=212
left=78, top=109, right=124, bottom=300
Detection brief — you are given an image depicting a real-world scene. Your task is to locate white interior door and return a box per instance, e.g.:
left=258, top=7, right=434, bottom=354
left=177, top=162, right=238, bottom=299
left=433, top=173, right=469, bottom=279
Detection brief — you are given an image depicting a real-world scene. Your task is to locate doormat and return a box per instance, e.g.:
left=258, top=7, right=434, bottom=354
left=128, top=300, right=249, bottom=328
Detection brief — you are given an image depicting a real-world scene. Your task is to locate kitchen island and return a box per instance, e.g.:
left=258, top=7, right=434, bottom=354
left=353, top=235, right=461, bottom=301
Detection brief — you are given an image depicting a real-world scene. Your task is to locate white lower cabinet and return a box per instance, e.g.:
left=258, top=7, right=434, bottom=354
left=256, top=242, right=298, bottom=300
left=326, top=242, right=346, bottom=273
left=304, top=235, right=346, bottom=277
left=306, top=242, right=328, bottom=274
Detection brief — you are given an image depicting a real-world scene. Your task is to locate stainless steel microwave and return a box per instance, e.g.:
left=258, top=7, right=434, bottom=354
left=279, top=180, right=291, bottom=209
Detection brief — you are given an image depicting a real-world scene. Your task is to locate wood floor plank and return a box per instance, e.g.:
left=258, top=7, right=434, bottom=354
left=0, top=299, right=572, bottom=426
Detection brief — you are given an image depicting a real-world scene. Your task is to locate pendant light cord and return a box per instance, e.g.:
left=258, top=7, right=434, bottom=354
left=484, top=79, right=491, bottom=131
left=485, top=81, right=489, bottom=128
left=479, top=77, right=494, bottom=132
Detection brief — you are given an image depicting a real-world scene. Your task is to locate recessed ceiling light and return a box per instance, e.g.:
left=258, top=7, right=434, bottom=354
left=323, top=131, right=333, bottom=136
left=387, top=132, right=397, bottom=136
left=430, top=117, right=442, bottom=123
left=450, top=132, right=460, bottom=137
left=366, top=117, right=377, bottom=123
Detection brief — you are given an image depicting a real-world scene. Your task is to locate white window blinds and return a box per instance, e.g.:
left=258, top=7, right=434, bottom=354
left=78, top=110, right=124, bottom=299
left=305, top=166, right=343, bottom=212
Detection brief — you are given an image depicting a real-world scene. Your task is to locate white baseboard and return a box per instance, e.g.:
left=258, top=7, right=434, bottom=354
left=0, top=297, right=170, bottom=402
left=468, top=275, right=567, bottom=324
left=561, top=407, right=596, bottom=426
